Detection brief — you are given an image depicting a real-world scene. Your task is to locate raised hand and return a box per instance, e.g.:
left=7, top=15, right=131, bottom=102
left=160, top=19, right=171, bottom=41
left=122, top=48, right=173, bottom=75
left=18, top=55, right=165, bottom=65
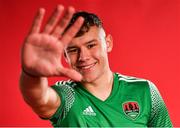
left=21, top=5, right=83, bottom=81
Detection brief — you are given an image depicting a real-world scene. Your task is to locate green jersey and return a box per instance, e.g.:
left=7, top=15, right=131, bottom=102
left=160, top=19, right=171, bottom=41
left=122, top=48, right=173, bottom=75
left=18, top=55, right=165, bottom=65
left=49, top=73, right=172, bottom=127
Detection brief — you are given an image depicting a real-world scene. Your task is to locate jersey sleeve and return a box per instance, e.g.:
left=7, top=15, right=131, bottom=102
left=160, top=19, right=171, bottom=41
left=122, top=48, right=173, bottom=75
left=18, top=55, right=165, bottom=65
left=49, top=81, right=76, bottom=126
left=147, top=81, right=173, bottom=127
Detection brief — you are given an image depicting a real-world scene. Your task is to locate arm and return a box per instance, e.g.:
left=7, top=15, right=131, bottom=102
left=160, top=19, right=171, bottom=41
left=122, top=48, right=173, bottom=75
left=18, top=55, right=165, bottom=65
left=19, top=5, right=83, bottom=118
left=147, top=81, right=173, bottom=127
left=19, top=72, right=60, bottom=118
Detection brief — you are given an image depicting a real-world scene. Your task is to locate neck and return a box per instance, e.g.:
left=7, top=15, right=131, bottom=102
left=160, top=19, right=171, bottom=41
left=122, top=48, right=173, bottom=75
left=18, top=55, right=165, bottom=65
left=81, top=69, right=114, bottom=101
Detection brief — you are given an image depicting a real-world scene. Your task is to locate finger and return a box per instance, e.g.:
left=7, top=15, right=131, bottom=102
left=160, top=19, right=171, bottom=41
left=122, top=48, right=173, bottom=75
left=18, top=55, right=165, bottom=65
left=29, top=8, right=45, bottom=34
left=57, top=67, right=82, bottom=81
left=61, top=17, right=84, bottom=45
left=52, top=6, right=75, bottom=38
left=43, top=5, right=64, bottom=34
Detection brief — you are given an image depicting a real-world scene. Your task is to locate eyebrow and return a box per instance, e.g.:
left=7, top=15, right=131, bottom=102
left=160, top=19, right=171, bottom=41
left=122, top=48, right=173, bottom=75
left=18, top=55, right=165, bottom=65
left=66, top=39, right=97, bottom=50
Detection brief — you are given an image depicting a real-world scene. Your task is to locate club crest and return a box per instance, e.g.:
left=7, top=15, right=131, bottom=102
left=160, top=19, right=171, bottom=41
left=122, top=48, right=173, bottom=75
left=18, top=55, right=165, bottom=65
left=122, top=101, right=140, bottom=120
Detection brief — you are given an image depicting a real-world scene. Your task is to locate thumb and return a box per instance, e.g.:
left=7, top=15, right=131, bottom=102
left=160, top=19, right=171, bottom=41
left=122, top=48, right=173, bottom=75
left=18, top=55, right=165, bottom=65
left=58, top=67, right=82, bottom=81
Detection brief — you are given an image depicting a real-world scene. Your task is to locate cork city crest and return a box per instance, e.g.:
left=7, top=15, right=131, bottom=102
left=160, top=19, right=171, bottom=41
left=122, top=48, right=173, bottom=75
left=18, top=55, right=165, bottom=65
left=122, top=101, right=140, bottom=120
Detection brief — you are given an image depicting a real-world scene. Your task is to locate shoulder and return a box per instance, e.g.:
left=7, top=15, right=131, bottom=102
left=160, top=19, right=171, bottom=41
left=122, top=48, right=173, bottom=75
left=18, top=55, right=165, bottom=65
left=115, top=72, right=154, bottom=90
left=51, top=80, right=78, bottom=98
left=115, top=72, right=161, bottom=98
left=50, top=80, right=78, bottom=124
left=115, top=72, right=149, bottom=83
left=54, top=80, right=77, bottom=87
left=52, top=80, right=78, bottom=90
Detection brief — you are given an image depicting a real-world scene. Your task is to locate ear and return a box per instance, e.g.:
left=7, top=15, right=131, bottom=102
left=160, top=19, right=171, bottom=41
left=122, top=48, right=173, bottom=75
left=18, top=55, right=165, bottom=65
left=105, top=34, right=113, bottom=52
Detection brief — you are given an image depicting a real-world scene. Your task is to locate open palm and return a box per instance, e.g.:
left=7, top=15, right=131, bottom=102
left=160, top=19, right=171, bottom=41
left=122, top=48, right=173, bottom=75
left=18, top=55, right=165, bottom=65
left=21, top=5, right=83, bottom=81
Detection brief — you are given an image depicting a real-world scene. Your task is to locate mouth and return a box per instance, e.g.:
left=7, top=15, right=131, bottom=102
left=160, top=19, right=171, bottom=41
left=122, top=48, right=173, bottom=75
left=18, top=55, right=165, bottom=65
left=76, top=62, right=97, bottom=71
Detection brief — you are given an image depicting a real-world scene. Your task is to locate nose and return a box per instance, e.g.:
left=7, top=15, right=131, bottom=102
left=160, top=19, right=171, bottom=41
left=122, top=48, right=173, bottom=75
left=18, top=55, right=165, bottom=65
left=78, top=48, right=90, bottom=62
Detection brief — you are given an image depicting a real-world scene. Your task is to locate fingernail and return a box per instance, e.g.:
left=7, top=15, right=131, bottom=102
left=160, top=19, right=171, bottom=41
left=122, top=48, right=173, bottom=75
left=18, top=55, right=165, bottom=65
left=57, top=5, right=64, bottom=11
left=39, top=8, right=45, bottom=14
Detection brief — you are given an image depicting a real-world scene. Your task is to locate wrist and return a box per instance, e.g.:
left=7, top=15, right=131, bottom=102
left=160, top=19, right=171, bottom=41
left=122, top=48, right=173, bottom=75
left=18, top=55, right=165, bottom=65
left=22, top=67, right=38, bottom=78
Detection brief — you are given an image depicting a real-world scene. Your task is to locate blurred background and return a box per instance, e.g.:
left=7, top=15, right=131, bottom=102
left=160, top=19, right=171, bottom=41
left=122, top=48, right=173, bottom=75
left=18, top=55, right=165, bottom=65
left=0, top=0, right=179, bottom=126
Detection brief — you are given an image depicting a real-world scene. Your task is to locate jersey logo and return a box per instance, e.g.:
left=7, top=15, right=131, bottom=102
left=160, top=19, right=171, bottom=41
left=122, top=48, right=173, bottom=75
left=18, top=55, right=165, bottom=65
left=122, top=101, right=140, bottom=120
left=83, top=106, right=96, bottom=116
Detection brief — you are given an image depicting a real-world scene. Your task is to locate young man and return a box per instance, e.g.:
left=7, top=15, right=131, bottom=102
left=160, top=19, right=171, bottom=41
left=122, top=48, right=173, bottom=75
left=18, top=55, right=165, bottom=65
left=20, top=5, right=172, bottom=127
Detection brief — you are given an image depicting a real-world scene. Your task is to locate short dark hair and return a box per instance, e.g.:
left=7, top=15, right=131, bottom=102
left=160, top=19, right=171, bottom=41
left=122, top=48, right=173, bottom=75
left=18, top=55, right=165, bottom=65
left=65, top=11, right=103, bottom=37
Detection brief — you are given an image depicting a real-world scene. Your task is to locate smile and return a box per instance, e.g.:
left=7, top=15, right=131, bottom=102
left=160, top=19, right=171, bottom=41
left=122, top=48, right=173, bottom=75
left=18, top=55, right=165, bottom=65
left=77, top=62, right=97, bottom=70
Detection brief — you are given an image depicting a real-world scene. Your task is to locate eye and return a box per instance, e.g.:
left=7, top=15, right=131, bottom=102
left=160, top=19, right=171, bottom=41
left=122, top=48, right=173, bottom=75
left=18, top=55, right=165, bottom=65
left=67, top=48, right=78, bottom=54
left=87, top=43, right=96, bottom=49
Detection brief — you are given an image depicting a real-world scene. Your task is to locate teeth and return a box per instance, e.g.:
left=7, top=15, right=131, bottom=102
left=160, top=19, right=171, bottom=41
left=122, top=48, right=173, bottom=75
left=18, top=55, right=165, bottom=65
left=81, top=65, right=93, bottom=69
left=79, top=63, right=95, bottom=70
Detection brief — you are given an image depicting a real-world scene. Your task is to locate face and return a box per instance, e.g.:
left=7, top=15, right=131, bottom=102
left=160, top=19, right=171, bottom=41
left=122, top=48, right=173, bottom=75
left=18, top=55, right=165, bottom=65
left=65, top=26, right=113, bottom=82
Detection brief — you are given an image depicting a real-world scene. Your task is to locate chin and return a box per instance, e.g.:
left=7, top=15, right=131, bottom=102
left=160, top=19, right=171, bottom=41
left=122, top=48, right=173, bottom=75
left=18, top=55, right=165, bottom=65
left=81, top=73, right=99, bottom=83
left=82, top=78, right=95, bottom=83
